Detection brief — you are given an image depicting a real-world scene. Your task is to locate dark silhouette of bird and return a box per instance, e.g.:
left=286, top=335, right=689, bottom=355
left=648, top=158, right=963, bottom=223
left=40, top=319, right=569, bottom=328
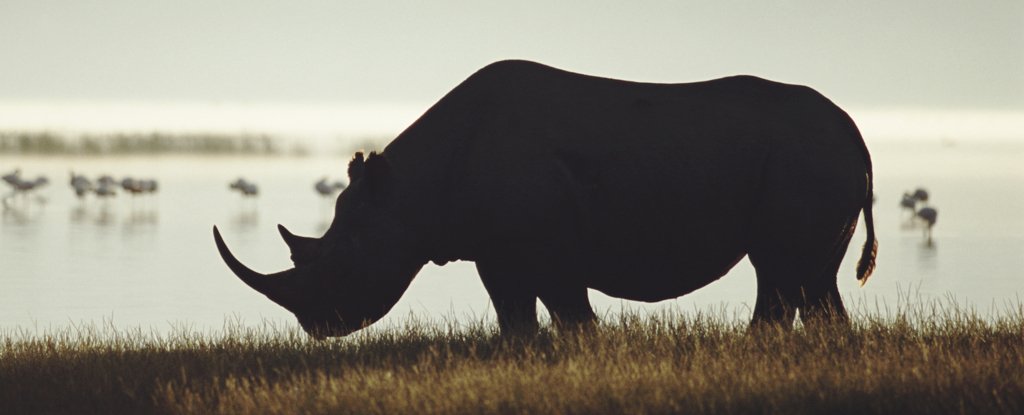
left=2, top=169, right=48, bottom=205
left=94, top=176, right=118, bottom=199
left=70, top=172, right=93, bottom=198
left=917, top=206, right=937, bottom=243
left=122, top=178, right=142, bottom=196
left=901, top=187, right=931, bottom=220
left=140, top=179, right=158, bottom=194
left=900, top=192, right=918, bottom=213
left=3, top=169, right=48, bottom=193
left=314, top=177, right=345, bottom=198
left=97, top=175, right=117, bottom=188
left=229, top=178, right=259, bottom=197
left=912, top=188, right=929, bottom=205
left=2, top=169, right=21, bottom=188
left=117, top=177, right=158, bottom=201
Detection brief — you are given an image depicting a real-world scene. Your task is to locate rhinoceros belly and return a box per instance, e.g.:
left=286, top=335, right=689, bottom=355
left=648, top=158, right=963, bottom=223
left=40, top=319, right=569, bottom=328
left=582, top=233, right=748, bottom=302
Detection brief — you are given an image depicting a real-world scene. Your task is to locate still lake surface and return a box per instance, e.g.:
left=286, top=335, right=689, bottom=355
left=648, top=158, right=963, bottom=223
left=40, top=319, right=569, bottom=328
left=1, top=139, right=1022, bottom=334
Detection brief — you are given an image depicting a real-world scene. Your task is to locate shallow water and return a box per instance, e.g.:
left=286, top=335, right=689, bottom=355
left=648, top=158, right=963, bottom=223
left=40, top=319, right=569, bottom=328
left=1, top=139, right=1022, bottom=334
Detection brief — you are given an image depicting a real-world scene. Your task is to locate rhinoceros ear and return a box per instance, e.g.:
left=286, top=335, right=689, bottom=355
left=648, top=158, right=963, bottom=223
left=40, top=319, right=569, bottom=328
left=348, top=151, right=391, bottom=205
left=278, top=224, right=319, bottom=265
left=347, top=152, right=366, bottom=182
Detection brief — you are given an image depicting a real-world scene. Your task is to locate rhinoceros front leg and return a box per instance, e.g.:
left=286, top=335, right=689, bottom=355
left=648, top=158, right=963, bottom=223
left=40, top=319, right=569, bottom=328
left=476, top=260, right=539, bottom=336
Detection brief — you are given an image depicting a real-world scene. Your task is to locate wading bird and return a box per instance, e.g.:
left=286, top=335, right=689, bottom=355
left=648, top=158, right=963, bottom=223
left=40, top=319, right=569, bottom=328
left=912, top=188, right=929, bottom=205
left=97, top=175, right=117, bottom=188
left=70, top=172, right=93, bottom=198
left=901, top=187, right=931, bottom=221
left=3, top=170, right=48, bottom=193
left=314, top=178, right=346, bottom=198
left=94, top=178, right=118, bottom=199
left=2, top=169, right=49, bottom=204
left=121, top=177, right=158, bottom=196
left=900, top=192, right=918, bottom=213
left=917, top=206, right=937, bottom=243
left=229, top=178, right=259, bottom=197
left=140, top=179, right=158, bottom=194
left=2, top=169, right=20, bottom=187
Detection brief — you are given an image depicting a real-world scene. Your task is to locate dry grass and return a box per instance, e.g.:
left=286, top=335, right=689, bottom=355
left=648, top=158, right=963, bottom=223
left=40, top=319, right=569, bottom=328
left=2, top=304, right=1023, bottom=414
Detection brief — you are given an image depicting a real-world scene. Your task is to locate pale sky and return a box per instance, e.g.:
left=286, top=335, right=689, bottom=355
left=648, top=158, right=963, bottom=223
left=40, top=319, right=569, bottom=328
left=1, top=1, right=1021, bottom=110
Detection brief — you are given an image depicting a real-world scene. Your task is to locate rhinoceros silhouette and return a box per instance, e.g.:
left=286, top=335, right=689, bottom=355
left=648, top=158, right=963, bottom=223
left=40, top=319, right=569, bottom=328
left=214, top=60, right=876, bottom=338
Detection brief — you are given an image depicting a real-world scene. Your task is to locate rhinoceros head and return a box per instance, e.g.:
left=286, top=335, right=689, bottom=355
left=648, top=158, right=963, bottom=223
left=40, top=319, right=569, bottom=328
left=214, top=152, right=424, bottom=339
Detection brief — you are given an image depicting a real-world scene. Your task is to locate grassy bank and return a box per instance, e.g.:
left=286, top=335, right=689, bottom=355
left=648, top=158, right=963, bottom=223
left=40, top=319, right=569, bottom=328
left=2, top=308, right=1022, bottom=414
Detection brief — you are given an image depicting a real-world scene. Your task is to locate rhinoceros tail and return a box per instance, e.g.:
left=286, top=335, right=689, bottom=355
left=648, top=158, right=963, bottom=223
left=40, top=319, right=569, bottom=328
left=856, top=187, right=877, bottom=285
left=854, top=123, right=877, bottom=286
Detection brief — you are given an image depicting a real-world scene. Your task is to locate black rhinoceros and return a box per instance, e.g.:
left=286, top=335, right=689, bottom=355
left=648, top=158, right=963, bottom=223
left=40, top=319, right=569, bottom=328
left=214, top=60, right=876, bottom=338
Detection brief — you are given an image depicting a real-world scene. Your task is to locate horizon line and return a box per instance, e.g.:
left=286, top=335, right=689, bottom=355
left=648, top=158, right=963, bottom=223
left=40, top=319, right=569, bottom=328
left=0, top=100, right=1021, bottom=142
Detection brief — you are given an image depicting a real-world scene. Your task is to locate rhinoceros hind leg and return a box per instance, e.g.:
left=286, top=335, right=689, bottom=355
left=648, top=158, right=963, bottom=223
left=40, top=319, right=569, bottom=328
left=476, top=260, right=540, bottom=336
left=747, top=215, right=855, bottom=330
left=797, top=237, right=852, bottom=327
left=750, top=281, right=798, bottom=329
left=539, top=285, right=597, bottom=331
left=799, top=283, right=849, bottom=327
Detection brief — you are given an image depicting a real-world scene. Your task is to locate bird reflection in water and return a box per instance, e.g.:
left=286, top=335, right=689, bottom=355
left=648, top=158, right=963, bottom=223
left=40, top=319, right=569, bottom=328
left=124, top=209, right=159, bottom=227
left=69, top=202, right=159, bottom=229
left=2, top=201, right=43, bottom=224
left=69, top=203, right=117, bottom=226
left=232, top=208, right=259, bottom=229
left=917, top=237, right=938, bottom=270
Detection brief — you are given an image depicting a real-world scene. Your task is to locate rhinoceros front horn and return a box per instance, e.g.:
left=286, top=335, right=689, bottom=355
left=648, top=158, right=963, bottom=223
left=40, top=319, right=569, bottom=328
left=213, top=226, right=295, bottom=306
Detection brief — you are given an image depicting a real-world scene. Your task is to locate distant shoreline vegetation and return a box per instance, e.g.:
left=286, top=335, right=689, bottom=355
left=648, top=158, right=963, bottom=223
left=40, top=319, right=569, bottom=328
left=0, top=131, right=288, bottom=156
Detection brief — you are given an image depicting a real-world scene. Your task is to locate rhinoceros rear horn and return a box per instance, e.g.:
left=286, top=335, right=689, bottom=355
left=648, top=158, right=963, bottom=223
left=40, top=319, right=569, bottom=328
left=213, top=226, right=296, bottom=306
left=278, top=224, right=319, bottom=264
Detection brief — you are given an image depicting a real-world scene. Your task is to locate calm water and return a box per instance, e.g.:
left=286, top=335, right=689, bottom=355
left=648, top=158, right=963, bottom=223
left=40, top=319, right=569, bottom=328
left=1, top=139, right=1022, bottom=334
